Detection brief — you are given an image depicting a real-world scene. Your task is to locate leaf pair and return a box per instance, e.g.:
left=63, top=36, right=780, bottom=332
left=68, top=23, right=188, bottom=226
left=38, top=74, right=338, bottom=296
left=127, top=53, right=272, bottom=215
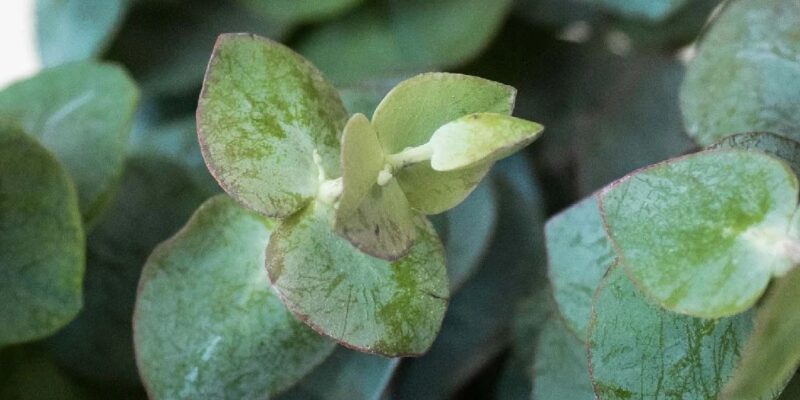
left=0, top=62, right=138, bottom=347
left=546, top=132, right=800, bottom=398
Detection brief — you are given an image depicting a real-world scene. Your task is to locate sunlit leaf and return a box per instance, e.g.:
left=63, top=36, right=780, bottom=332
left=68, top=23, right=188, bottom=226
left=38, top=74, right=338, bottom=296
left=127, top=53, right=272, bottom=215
left=0, top=128, right=84, bottom=346
left=36, top=0, right=127, bottom=66
left=267, top=202, right=448, bottom=357
left=134, top=195, right=335, bottom=399
left=428, top=113, right=543, bottom=171
left=0, top=61, right=138, bottom=224
left=545, top=195, right=615, bottom=340
left=371, top=73, right=515, bottom=214
left=680, top=0, right=800, bottom=146
left=600, top=150, right=798, bottom=318
left=589, top=265, right=755, bottom=399
left=335, top=113, right=415, bottom=260
left=197, top=33, right=347, bottom=218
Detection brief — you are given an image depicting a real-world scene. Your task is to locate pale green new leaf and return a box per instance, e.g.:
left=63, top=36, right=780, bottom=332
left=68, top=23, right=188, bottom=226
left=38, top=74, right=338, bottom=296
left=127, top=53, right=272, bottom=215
left=134, top=196, right=334, bottom=399
left=428, top=113, right=543, bottom=171
left=589, top=266, right=755, bottom=399
left=680, top=0, right=800, bottom=146
left=371, top=73, right=515, bottom=214
left=267, top=202, right=449, bottom=357
left=0, top=128, right=84, bottom=346
left=36, top=0, right=127, bottom=66
left=197, top=33, right=347, bottom=218
left=0, top=61, right=138, bottom=224
left=600, top=150, right=798, bottom=318
left=335, top=113, right=415, bottom=260
left=721, top=264, right=800, bottom=399
left=545, top=195, right=616, bottom=341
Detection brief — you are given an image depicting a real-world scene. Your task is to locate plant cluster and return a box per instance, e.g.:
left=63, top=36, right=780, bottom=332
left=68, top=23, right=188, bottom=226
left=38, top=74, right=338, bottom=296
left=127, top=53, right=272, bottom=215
left=2, top=0, right=800, bottom=399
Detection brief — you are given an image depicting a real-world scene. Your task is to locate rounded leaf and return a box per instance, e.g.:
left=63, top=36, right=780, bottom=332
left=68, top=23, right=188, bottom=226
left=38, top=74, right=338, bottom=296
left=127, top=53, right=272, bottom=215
left=545, top=195, right=616, bottom=341
left=0, top=61, right=138, bottom=224
left=680, top=0, right=800, bottom=146
left=372, top=73, right=516, bottom=214
left=0, top=128, right=84, bottom=346
left=600, top=150, right=799, bottom=318
left=709, top=132, right=800, bottom=178
left=589, top=266, right=755, bottom=399
left=532, top=318, right=595, bottom=399
left=335, top=113, right=415, bottom=260
left=197, top=33, right=347, bottom=218
left=134, top=195, right=335, bottom=399
left=267, top=202, right=449, bottom=357
left=428, top=113, right=543, bottom=171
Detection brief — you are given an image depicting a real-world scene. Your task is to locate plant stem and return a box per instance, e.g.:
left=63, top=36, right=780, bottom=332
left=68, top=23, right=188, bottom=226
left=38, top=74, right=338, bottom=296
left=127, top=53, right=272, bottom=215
left=385, top=143, right=433, bottom=170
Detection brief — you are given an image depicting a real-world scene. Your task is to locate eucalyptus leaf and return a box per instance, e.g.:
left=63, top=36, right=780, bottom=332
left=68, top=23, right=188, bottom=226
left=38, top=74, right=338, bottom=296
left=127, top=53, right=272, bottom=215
left=267, top=201, right=448, bottom=356
left=371, top=73, right=515, bottom=214
left=238, top=0, right=363, bottom=24
left=580, top=0, right=688, bottom=21
left=197, top=33, right=347, bottom=218
left=278, top=347, right=399, bottom=400
left=428, top=113, right=543, bottom=171
left=0, top=61, right=138, bottom=224
left=47, top=156, right=211, bottom=385
left=709, top=132, right=800, bottom=177
left=134, top=195, right=335, bottom=399
left=36, top=0, right=127, bottom=66
left=589, top=265, right=755, bottom=399
left=600, top=150, right=799, bottom=318
left=394, top=155, right=547, bottom=398
left=680, top=0, right=800, bottom=146
left=720, top=264, right=800, bottom=399
left=335, top=113, right=415, bottom=260
left=0, top=129, right=84, bottom=347
left=532, top=318, right=595, bottom=400
left=298, top=0, right=513, bottom=85
left=545, top=195, right=615, bottom=341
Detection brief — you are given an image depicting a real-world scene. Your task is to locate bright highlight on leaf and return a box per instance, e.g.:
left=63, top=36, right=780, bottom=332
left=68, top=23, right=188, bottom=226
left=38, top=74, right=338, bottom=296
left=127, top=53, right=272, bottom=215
left=0, top=126, right=84, bottom=347
left=197, top=33, right=347, bottom=218
left=428, top=113, right=543, bottom=171
left=134, top=196, right=334, bottom=399
left=267, top=202, right=449, bottom=357
left=600, top=150, right=799, bottom=318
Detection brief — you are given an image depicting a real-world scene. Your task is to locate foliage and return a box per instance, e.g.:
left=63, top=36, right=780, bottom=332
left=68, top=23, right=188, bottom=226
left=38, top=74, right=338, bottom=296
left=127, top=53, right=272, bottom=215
left=3, top=0, right=800, bottom=398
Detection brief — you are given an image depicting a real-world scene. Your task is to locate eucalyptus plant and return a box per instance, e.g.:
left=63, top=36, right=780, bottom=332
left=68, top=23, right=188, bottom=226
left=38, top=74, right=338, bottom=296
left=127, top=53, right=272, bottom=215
left=132, top=33, right=543, bottom=398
